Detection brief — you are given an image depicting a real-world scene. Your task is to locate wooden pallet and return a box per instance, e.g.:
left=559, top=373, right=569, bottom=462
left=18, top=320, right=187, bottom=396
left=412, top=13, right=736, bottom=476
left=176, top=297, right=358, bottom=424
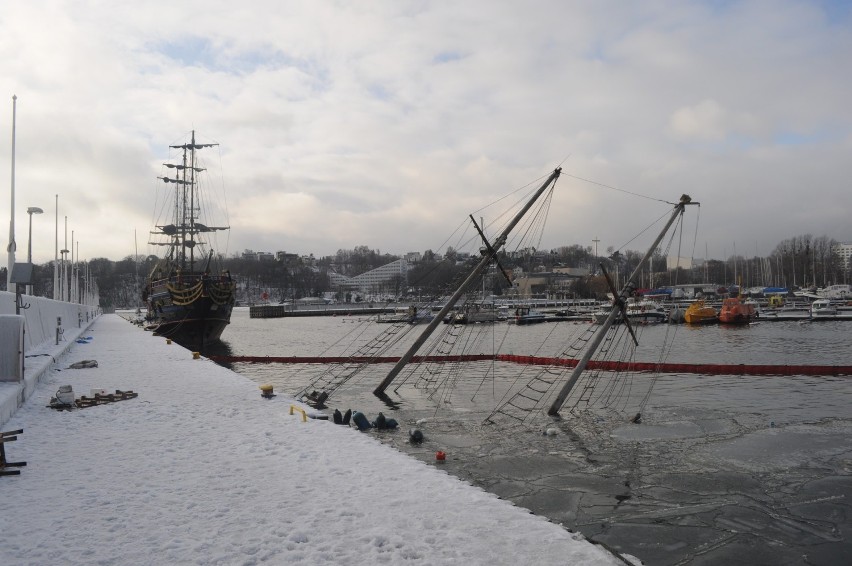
left=47, top=389, right=139, bottom=410
left=75, top=390, right=138, bottom=408
left=0, top=429, right=26, bottom=476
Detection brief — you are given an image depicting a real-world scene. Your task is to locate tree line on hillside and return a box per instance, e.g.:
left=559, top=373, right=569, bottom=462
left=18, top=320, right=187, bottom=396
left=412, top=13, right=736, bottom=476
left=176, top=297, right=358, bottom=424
left=1, top=233, right=847, bottom=310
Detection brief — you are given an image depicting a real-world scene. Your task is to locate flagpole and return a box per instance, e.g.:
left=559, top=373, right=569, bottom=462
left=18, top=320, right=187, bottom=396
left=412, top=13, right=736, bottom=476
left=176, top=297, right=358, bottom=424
left=6, top=95, right=17, bottom=289
left=54, top=194, right=59, bottom=299
left=71, top=230, right=75, bottom=302
left=62, top=216, right=68, bottom=301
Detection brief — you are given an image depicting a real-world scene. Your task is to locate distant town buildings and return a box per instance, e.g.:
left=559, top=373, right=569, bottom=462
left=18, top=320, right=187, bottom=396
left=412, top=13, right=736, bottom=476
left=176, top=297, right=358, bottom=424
left=240, top=249, right=274, bottom=261
left=237, top=243, right=851, bottom=299
left=242, top=249, right=315, bottom=266
left=512, top=266, right=589, bottom=297
left=404, top=251, right=422, bottom=264
left=275, top=251, right=300, bottom=265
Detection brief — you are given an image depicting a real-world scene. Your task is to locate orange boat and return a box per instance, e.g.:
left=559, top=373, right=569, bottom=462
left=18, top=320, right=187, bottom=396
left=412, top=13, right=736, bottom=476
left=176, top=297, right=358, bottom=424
left=718, top=297, right=755, bottom=324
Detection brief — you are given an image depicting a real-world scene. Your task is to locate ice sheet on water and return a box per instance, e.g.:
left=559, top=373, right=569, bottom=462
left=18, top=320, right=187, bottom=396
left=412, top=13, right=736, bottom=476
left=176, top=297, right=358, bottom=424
left=692, top=423, right=852, bottom=471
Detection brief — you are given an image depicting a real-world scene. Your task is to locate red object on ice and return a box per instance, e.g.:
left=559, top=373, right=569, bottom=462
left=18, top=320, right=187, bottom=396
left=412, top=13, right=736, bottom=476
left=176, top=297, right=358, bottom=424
left=435, top=451, right=446, bottom=461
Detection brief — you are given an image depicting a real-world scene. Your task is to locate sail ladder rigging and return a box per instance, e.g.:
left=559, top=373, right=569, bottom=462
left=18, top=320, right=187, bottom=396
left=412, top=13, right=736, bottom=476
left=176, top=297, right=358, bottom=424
left=373, top=167, right=563, bottom=397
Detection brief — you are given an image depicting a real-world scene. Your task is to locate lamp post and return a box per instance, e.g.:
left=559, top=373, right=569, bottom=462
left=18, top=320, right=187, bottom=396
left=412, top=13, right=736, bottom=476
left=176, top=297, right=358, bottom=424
left=26, top=206, right=43, bottom=294
left=592, top=237, right=600, bottom=275
left=60, top=248, right=69, bottom=301
left=27, top=206, right=43, bottom=263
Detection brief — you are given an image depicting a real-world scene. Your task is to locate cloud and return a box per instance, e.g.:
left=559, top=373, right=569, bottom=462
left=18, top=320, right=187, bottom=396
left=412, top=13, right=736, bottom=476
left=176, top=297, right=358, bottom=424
left=669, top=99, right=728, bottom=141
left=0, top=0, right=849, bottom=267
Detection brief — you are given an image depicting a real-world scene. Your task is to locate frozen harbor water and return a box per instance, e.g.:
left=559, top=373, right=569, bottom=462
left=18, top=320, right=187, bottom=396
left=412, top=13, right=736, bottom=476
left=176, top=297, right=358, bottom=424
left=377, top=403, right=852, bottom=565
left=211, top=310, right=852, bottom=565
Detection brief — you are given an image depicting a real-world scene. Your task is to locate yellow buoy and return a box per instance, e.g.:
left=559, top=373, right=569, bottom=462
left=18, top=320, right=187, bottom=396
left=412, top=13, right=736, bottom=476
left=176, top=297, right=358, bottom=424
left=192, top=351, right=201, bottom=360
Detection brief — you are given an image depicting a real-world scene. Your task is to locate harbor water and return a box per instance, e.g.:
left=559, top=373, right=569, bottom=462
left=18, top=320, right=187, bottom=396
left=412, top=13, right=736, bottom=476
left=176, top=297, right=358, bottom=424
left=206, top=308, right=852, bottom=565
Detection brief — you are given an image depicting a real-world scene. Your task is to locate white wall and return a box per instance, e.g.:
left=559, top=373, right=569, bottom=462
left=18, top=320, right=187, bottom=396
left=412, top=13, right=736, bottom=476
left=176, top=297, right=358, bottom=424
left=0, top=291, right=100, bottom=424
left=0, top=291, right=100, bottom=351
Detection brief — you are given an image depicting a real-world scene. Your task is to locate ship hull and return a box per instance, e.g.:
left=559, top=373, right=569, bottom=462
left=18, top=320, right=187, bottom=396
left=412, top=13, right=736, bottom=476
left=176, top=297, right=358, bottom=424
left=146, top=274, right=235, bottom=350
left=150, top=301, right=233, bottom=348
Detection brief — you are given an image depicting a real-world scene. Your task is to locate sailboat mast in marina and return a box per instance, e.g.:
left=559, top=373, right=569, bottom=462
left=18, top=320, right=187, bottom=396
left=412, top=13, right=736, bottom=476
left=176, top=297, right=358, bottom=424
left=373, top=167, right=563, bottom=397
left=143, top=131, right=236, bottom=348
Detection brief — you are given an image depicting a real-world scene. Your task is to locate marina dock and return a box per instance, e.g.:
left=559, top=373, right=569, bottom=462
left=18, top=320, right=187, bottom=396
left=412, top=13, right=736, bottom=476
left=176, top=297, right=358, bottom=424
left=249, top=303, right=396, bottom=318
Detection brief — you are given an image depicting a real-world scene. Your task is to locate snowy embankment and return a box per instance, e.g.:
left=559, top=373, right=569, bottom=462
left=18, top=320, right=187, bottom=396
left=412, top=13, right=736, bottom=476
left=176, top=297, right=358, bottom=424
left=0, top=291, right=99, bottom=423
left=0, top=314, right=630, bottom=565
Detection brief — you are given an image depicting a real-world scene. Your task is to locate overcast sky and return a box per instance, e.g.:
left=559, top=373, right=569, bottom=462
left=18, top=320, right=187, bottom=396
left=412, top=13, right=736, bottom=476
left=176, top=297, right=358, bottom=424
left=1, top=1, right=850, bottom=265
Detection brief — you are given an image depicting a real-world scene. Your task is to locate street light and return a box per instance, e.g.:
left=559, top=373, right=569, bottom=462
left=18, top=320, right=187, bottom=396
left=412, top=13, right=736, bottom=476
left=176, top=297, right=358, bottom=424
left=27, top=206, right=43, bottom=294
left=27, top=206, right=44, bottom=263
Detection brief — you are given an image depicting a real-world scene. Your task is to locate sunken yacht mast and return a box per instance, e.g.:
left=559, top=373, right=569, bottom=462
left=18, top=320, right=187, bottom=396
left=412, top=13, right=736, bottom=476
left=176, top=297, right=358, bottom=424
left=546, top=194, right=698, bottom=417
left=372, top=167, right=562, bottom=397
left=143, top=130, right=235, bottom=349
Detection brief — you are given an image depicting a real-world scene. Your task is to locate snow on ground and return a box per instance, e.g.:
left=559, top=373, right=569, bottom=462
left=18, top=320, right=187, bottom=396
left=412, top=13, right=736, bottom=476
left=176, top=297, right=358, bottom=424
left=0, top=314, right=628, bottom=565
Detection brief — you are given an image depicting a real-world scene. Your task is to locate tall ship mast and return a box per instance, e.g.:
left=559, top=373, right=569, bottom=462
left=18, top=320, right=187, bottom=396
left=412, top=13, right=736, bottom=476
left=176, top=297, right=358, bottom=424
left=143, top=130, right=235, bottom=348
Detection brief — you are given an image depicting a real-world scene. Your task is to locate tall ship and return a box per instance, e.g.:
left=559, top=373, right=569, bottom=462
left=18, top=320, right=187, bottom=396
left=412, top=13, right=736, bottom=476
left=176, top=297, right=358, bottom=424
left=143, top=131, right=236, bottom=348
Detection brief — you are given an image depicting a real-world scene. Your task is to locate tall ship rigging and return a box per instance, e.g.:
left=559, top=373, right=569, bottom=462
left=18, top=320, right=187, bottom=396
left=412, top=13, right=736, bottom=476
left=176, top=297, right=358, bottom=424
left=143, top=131, right=235, bottom=348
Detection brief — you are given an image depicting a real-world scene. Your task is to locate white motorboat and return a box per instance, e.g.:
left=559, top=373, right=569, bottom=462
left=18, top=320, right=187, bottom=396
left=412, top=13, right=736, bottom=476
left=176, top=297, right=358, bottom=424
left=809, top=299, right=837, bottom=319
left=592, top=298, right=668, bottom=324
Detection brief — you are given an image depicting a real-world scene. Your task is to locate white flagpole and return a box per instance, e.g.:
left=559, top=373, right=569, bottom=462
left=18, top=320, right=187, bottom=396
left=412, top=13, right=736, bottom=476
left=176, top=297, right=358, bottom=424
left=62, top=216, right=68, bottom=301
left=54, top=194, right=59, bottom=299
left=6, top=95, right=17, bottom=289
left=71, top=230, right=75, bottom=302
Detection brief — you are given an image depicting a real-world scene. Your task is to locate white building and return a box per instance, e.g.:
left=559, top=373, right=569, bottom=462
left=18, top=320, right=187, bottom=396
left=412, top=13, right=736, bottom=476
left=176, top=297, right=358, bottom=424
left=240, top=249, right=274, bottom=261
left=834, top=242, right=852, bottom=277
left=329, top=259, right=409, bottom=293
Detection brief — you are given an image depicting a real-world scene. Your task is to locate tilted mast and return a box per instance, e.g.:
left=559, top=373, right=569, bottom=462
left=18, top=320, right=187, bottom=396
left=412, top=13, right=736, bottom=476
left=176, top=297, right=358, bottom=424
left=547, top=194, right=698, bottom=416
left=373, top=167, right=562, bottom=397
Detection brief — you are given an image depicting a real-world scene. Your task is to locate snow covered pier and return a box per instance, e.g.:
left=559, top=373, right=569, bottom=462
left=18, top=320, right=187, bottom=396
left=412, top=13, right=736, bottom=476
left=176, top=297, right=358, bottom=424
left=0, top=314, right=630, bottom=565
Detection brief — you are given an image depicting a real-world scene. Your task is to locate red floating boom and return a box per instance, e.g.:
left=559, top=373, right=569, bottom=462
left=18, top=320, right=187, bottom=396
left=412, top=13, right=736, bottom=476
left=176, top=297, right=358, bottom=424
left=208, top=354, right=493, bottom=365
left=208, top=354, right=852, bottom=376
left=498, top=354, right=852, bottom=376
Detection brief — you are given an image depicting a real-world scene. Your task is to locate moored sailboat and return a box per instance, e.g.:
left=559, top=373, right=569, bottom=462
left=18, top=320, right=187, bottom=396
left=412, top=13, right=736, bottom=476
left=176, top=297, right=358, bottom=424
left=143, top=131, right=236, bottom=348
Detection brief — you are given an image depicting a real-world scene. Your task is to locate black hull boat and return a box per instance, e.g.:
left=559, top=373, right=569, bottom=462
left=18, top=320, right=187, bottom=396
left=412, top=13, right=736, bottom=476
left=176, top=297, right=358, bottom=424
left=144, top=130, right=235, bottom=349
left=146, top=274, right=235, bottom=347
